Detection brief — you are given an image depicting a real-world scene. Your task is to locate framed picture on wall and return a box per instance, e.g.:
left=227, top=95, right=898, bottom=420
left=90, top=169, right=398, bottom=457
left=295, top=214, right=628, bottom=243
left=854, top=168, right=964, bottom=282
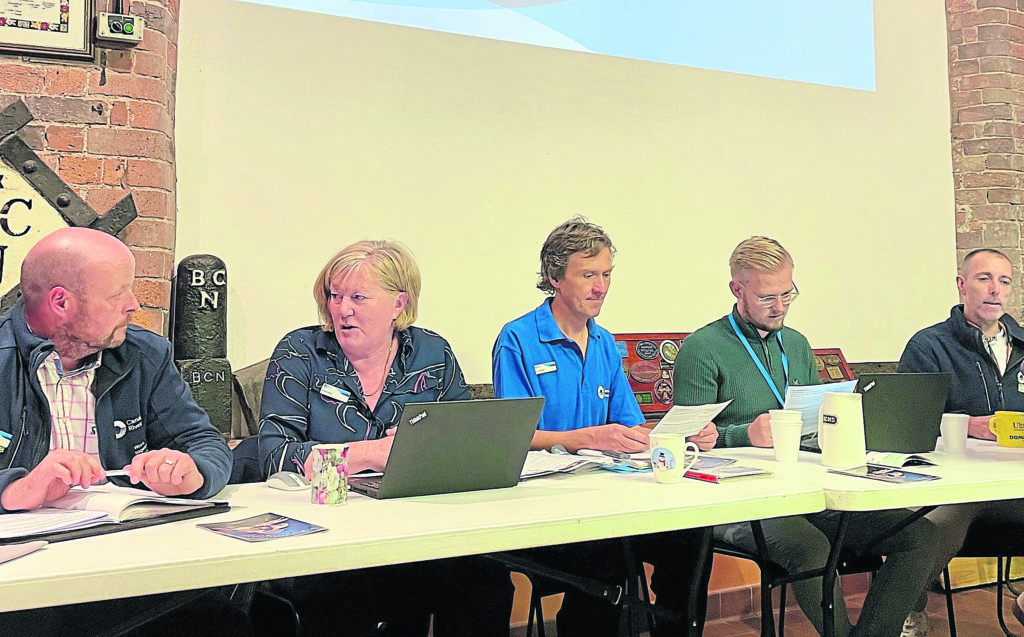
left=0, top=0, right=94, bottom=60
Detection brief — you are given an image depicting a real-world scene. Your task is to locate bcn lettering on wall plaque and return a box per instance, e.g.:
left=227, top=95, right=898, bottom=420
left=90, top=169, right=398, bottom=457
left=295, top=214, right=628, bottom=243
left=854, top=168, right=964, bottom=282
left=0, top=161, right=78, bottom=299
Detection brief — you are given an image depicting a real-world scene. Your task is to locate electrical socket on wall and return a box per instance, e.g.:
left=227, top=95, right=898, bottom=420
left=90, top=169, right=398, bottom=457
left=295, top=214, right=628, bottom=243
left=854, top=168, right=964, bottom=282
left=96, top=12, right=145, bottom=44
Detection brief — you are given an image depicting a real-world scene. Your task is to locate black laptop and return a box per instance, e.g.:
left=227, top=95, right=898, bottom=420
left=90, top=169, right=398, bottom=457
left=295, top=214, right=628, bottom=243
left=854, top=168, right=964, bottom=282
left=348, top=397, right=545, bottom=499
left=857, top=373, right=952, bottom=453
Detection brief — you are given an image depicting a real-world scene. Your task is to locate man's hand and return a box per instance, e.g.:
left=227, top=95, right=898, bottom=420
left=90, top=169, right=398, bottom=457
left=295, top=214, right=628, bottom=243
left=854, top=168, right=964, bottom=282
left=125, top=449, right=204, bottom=496
left=748, top=413, right=774, bottom=447
left=584, top=424, right=650, bottom=453
left=968, top=415, right=997, bottom=440
left=687, top=422, right=719, bottom=450
left=0, top=449, right=104, bottom=511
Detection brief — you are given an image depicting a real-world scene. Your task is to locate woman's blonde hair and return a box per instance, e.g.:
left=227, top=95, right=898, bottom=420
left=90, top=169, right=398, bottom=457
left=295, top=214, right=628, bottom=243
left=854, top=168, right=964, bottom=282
left=313, top=240, right=421, bottom=331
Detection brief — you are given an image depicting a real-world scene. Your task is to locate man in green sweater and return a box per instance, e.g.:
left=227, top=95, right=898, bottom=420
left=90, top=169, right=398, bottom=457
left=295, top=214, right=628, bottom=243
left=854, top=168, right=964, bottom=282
left=672, top=236, right=937, bottom=637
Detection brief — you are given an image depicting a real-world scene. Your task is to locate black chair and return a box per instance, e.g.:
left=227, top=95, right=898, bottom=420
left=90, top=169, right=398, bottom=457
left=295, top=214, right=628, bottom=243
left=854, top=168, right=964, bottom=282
left=942, top=519, right=1024, bottom=637
left=229, top=435, right=263, bottom=484
left=713, top=523, right=883, bottom=637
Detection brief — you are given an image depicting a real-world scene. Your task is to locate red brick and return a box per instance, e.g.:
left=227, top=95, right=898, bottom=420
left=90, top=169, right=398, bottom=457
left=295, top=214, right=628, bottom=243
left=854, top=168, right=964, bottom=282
left=133, top=51, right=166, bottom=79
left=964, top=25, right=980, bottom=43
left=984, top=153, right=1024, bottom=169
left=962, top=73, right=1012, bottom=89
left=952, top=90, right=984, bottom=109
left=131, top=189, right=175, bottom=220
left=979, top=0, right=1017, bottom=7
left=167, top=43, right=178, bottom=72
left=44, top=125, right=85, bottom=152
left=138, top=29, right=169, bottom=56
left=983, top=220, right=1021, bottom=246
left=971, top=203, right=1018, bottom=219
left=125, top=158, right=174, bottom=189
left=979, top=23, right=1024, bottom=42
left=18, top=124, right=46, bottom=151
left=951, top=59, right=981, bottom=77
left=105, top=50, right=134, bottom=73
left=965, top=172, right=1017, bottom=187
left=957, top=188, right=989, bottom=204
left=957, top=7, right=1009, bottom=27
left=957, top=231, right=985, bottom=250
left=963, top=138, right=1015, bottom=154
left=953, top=155, right=988, bottom=172
left=952, top=123, right=978, bottom=140
left=59, top=156, right=104, bottom=185
left=987, top=188, right=1024, bottom=203
left=128, top=101, right=172, bottom=132
left=133, top=248, right=173, bottom=279
left=981, top=121, right=1017, bottom=135
left=88, top=71, right=166, bottom=103
left=121, top=218, right=175, bottom=250
left=87, top=128, right=172, bottom=161
left=102, top=158, right=127, bottom=186
left=83, top=187, right=130, bottom=214
left=38, top=152, right=59, bottom=172
left=951, top=28, right=965, bottom=46
left=133, top=277, right=171, bottom=308
left=130, top=307, right=167, bottom=334
left=959, top=40, right=1014, bottom=57
left=0, top=65, right=46, bottom=93
left=1011, top=11, right=1024, bottom=28
left=43, top=68, right=87, bottom=96
left=110, top=101, right=128, bottom=126
left=979, top=56, right=1024, bottom=72
left=22, top=97, right=107, bottom=124
left=949, top=0, right=978, bottom=10
left=982, top=87, right=1024, bottom=104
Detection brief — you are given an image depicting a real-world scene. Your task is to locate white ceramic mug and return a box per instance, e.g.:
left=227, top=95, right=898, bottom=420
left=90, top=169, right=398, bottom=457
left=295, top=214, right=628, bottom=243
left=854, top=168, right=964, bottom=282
left=650, top=433, right=700, bottom=484
left=817, top=392, right=867, bottom=469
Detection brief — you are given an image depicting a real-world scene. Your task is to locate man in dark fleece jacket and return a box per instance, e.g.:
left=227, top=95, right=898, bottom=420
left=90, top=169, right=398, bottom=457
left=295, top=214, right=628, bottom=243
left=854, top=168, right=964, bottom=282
left=0, top=228, right=243, bottom=637
left=898, top=248, right=1024, bottom=632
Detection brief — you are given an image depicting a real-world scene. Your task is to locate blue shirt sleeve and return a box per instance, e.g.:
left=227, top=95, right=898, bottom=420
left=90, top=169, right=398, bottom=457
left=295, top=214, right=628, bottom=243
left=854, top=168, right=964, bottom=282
left=607, top=358, right=644, bottom=426
left=492, top=329, right=549, bottom=429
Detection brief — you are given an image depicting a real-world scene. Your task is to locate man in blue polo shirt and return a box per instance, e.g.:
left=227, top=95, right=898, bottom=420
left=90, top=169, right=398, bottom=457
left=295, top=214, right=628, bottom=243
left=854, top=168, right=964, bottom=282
left=492, top=216, right=715, bottom=637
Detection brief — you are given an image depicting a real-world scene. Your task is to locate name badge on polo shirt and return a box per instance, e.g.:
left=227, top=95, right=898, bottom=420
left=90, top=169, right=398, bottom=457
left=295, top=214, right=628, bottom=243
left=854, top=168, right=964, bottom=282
left=320, top=383, right=351, bottom=403
left=534, top=361, right=557, bottom=375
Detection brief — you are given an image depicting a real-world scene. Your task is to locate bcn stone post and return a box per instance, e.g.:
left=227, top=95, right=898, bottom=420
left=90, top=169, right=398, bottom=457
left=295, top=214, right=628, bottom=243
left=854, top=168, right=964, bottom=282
left=173, top=254, right=231, bottom=436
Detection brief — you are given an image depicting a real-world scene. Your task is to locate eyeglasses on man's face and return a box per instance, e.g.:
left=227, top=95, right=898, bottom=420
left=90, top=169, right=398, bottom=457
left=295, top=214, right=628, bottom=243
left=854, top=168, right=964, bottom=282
left=743, top=284, right=800, bottom=308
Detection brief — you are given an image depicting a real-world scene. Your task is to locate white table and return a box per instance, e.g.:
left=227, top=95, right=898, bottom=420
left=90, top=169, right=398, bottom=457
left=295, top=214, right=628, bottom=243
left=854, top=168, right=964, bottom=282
left=0, top=468, right=825, bottom=613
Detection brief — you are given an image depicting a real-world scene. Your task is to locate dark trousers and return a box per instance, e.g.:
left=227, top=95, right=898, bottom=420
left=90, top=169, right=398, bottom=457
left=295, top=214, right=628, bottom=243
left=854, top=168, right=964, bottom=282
left=278, top=556, right=515, bottom=636
left=520, top=528, right=710, bottom=637
left=0, top=587, right=253, bottom=637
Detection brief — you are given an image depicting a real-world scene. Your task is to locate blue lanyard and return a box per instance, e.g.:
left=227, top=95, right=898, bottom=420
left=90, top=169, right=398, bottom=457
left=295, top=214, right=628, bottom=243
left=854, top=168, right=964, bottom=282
left=728, top=314, right=788, bottom=407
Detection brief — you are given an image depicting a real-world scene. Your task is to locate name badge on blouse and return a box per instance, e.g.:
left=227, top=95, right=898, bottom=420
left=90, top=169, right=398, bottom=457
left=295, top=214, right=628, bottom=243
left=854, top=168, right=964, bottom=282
left=0, top=430, right=11, bottom=452
left=320, top=383, right=351, bottom=403
left=1018, top=370, right=1024, bottom=393
left=534, top=361, right=557, bottom=375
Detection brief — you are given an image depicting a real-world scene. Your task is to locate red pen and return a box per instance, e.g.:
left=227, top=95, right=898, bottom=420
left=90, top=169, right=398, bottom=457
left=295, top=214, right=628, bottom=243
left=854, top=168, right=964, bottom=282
left=684, top=470, right=720, bottom=483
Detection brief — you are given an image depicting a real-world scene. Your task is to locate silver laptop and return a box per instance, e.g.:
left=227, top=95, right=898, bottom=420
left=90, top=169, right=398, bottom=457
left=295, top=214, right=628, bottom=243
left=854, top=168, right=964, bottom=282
left=349, top=397, right=545, bottom=499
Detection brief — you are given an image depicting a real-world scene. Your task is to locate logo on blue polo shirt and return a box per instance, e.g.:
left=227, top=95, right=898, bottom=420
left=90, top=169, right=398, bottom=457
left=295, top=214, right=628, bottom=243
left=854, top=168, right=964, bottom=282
left=597, top=386, right=610, bottom=400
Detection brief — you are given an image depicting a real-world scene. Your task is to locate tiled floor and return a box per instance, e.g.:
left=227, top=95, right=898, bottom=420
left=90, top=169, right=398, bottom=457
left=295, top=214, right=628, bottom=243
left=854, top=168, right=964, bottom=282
left=704, top=585, right=1024, bottom=637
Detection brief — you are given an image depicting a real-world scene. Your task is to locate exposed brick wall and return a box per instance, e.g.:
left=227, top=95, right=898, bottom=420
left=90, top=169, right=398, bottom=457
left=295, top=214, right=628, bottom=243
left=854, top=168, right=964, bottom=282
left=947, top=0, right=1024, bottom=314
left=0, top=0, right=178, bottom=335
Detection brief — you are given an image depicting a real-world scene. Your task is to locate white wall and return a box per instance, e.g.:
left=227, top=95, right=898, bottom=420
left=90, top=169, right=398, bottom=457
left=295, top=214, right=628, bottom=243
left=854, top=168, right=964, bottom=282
left=175, top=0, right=957, bottom=383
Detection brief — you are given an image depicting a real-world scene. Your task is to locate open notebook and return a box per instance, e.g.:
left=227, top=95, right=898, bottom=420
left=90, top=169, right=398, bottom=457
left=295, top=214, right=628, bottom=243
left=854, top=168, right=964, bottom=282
left=0, top=484, right=228, bottom=544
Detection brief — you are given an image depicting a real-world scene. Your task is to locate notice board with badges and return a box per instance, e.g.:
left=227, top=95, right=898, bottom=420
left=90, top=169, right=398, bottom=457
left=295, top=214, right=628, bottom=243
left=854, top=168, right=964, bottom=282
left=613, top=332, right=854, bottom=421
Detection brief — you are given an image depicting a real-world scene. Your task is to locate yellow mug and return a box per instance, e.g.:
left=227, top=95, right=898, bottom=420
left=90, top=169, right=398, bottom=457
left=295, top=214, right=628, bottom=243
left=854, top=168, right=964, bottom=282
left=989, top=411, right=1024, bottom=448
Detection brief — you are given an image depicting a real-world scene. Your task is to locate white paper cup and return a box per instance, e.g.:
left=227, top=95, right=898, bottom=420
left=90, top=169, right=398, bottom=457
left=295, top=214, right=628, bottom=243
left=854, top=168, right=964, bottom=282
left=650, top=433, right=700, bottom=484
left=769, top=413, right=803, bottom=463
left=940, top=413, right=970, bottom=456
